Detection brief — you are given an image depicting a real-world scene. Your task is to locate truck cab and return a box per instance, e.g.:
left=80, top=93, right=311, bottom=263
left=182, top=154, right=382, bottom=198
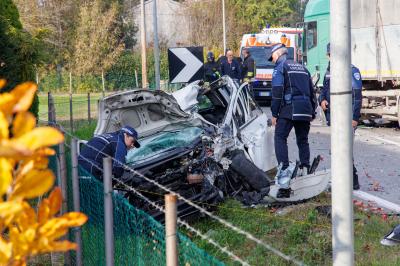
left=240, top=28, right=302, bottom=105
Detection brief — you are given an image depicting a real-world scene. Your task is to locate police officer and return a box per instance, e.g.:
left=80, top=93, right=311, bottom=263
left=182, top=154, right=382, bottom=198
left=241, top=48, right=255, bottom=82
left=204, top=51, right=221, bottom=82
left=220, top=49, right=241, bottom=82
left=269, top=44, right=317, bottom=198
left=78, top=126, right=140, bottom=179
left=320, top=43, right=362, bottom=190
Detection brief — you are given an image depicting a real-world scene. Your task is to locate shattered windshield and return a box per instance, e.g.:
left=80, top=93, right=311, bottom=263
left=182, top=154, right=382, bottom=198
left=126, top=126, right=203, bottom=165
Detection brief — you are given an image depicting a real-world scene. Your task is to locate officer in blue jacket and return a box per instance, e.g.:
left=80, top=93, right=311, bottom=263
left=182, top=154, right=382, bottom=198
left=78, top=126, right=141, bottom=179
left=320, top=43, right=362, bottom=190
left=269, top=44, right=317, bottom=198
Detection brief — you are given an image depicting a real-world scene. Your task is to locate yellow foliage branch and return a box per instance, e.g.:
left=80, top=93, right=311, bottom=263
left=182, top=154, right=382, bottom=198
left=0, top=80, right=87, bottom=265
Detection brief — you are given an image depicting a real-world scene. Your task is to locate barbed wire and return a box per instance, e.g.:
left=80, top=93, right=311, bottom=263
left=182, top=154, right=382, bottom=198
left=39, top=118, right=330, bottom=228
left=57, top=124, right=305, bottom=266
left=77, top=154, right=249, bottom=265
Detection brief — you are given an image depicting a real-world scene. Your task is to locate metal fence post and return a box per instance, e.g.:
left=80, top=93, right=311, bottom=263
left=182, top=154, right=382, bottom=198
left=103, top=157, right=114, bottom=266
left=48, top=92, right=56, bottom=125
left=87, top=92, right=91, bottom=122
left=69, top=93, right=74, bottom=132
left=165, top=194, right=178, bottom=266
left=59, top=141, right=72, bottom=265
left=71, top=138, right=83, bottom=266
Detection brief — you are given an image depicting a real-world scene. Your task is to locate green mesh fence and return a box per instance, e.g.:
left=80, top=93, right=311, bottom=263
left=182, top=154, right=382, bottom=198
left=53, top=147, right=223, bottom=265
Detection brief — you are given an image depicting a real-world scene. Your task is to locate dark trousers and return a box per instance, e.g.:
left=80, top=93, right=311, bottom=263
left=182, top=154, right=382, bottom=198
left=275, top=118, right=310, bottom=169
left=326, top=112, right=358, bottom=180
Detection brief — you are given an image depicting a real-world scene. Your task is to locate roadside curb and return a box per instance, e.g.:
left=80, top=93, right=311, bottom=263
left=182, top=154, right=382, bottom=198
left=353, top=190, right=400, bottom=213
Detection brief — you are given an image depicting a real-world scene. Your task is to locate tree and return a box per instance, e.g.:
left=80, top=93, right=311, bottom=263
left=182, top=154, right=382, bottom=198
left=0, top=0, right=44, bottom=116
left=72, top=0, right=124, bottom=75
left=14, top=0, right=79, bottom=68
left=185, top=0, right=299, bottom=52
left=0, top=0, right=22, bottom=29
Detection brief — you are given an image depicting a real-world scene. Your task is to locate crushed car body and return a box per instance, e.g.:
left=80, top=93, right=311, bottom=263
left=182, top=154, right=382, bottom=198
left=92, top=76, right=329, bottom=221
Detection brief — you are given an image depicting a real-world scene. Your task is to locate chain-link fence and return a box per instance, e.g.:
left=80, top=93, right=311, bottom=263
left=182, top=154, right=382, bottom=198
left=48, top=140, right=223, bottom=266
left=38, top=84, right=183, bottom=132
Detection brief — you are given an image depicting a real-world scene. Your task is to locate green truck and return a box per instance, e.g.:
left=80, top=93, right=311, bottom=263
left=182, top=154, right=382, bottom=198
left=302, top=0, right=400, bottom=126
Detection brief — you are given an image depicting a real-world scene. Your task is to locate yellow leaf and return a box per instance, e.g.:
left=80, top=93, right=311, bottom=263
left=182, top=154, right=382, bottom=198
left=15, top=160, right=34, bottom=184
left=0, top=139, right=32, bottom=158
left=13, top=127, right=64, bottom=151
left=10, top=169, right=55, bottom=200
left=11, top=82, right=37, bottom=113
left=33, top=157, right=49, bottom=170
left=38, top=218, right=68, bottom=238
left=33, top=148, right=56, bottom=157
left=48, top=187, right=62, bottom=217
left=16, top=202, right=37, bottom=231
left=38, top=199, right=50, bottom=224
left=59, top=212, right=88, bottom=227
left=19, top=148, right=55, bottom=162
left=0, top=79, right=6, bottom=89
left=0, top=158, right=13, bottom=196
left=46, top=240, right=77, bottom=252
left=0, top=92, right=14, bottom=115
left=39, top=212, right=87, bottom=239
left=0, top=201, right=24, bottom=227
left=12, top=112, right=36, bottom=138
left=0, top=111, right=8, bottom=140
left=9, top=226, right=30, bottom=259
left=0, top=236, right=12, bottom=263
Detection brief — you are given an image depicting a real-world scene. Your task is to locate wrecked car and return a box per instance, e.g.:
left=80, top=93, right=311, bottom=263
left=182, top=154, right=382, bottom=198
left=92, top=76, right=329, bottom=221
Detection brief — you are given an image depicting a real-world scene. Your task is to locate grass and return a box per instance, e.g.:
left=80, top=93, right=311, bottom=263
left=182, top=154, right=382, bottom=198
left=61, top=122, right=400, bottom=265
left=190, top=195, right=400, bottom=265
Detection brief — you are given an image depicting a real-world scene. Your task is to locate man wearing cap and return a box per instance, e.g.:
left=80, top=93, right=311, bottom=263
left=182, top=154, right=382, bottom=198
left=320, top=42, right=362, bottom=190
left=78, top=126, right=141, bottom=179
left=269, top=43, right=317, bottom=198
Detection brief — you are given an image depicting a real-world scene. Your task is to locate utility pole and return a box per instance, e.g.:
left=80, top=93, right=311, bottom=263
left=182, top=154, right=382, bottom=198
left=140, top=0, right=148, bottom=88
left=330, top=0, right=354, bottom=265
left=222, top=0, right=226, bottom=53
left=153, top=0, right=161, bottom=90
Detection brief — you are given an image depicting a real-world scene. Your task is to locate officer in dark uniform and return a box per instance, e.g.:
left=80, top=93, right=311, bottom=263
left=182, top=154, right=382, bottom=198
left=269, top=44, right=317, bottom=198
left=320, top=43, right=362, bottom=190
left=204, top=51, right=221, bottom=82
left=241, top=48, right=255, bottom=82
left=78, top=126, right=140, bottom=179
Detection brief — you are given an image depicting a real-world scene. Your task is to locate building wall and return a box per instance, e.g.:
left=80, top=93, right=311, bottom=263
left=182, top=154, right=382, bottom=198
left=133, top=0, right=190, bottom=47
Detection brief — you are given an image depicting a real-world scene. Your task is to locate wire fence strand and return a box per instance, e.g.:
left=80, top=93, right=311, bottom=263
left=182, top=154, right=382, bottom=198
left=58, top=124, right=305, bottom=266
left=77, top=154, right=249, bottom=265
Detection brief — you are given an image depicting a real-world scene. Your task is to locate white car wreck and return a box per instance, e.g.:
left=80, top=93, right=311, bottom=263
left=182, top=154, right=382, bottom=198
left=93, top=76, right=329, bottom=221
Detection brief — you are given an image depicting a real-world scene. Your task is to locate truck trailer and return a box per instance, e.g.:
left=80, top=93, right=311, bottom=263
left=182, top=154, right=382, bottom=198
left=303, top=0, right=400, bottom=126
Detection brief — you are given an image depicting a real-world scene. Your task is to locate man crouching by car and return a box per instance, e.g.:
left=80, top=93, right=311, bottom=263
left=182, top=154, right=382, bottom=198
left=78, top=126, right=140, bottom=179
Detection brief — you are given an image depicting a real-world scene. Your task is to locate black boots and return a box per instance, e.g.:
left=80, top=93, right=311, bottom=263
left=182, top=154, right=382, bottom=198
left=353, top=164, right=360, bottom=190
left=277, top=188, right=291, bottom=198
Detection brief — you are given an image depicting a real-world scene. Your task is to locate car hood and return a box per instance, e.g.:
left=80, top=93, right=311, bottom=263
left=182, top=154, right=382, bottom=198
left=94, top=89, right=197, bottom=138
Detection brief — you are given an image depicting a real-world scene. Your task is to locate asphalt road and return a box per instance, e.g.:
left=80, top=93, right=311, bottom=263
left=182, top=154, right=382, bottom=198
left=262, top=107, right=400, bottom=205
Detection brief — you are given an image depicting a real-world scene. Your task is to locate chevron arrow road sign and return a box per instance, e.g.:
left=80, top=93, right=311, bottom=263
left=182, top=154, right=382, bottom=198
left=168, top=47, right=204, bottom=83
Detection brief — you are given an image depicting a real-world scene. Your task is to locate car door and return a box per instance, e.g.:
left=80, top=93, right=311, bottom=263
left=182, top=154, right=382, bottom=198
left=234, top=84, right=276, bottom=172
